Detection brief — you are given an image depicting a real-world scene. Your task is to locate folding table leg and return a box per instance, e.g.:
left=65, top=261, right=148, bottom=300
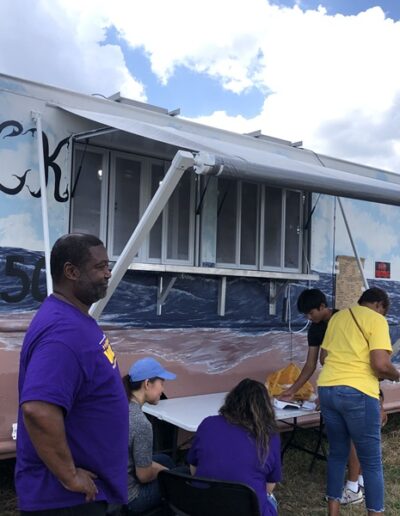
left=280, top=417, right=298, bottom=459
left=171, top=426, right=178, bottom=462
left=308, top=413, right=326, bottom=473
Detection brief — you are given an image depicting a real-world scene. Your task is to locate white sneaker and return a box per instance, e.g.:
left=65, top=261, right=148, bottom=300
left=340, top=487, right=364, bottom=505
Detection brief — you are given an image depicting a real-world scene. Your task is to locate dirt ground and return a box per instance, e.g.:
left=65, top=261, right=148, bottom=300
left=0, top=458, right=17, bottom=515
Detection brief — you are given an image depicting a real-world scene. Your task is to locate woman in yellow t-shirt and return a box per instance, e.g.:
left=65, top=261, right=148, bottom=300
left=317, top=287, right=400, bottom=516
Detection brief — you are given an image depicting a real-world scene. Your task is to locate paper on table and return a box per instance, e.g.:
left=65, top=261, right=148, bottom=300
left=273, top=398, right=317, bottom=411
left=273, top=398, right=301, bottom=410
left=302, top=400, right=317, bottom=411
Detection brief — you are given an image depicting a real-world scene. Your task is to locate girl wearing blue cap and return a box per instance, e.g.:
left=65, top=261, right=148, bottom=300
left=123, top=357, right=176, bottom=515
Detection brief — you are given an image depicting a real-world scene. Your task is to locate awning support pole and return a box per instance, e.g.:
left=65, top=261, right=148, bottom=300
left=31, top=111, right=53, bottom=296
left=218, top=276, right=227, bottom=316
left=90, top=150, right=196, bottom=319
left=157, top=276, right=177, bottom=315
left=337, top=197, right=369, bottom=290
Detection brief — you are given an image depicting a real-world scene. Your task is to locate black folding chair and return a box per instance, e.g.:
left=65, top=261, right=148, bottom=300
left=158, top=470, right=261, bottom=516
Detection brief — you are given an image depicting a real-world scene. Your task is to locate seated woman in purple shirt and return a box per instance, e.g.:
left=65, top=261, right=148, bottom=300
left=187, top=378, right=282, bottom=516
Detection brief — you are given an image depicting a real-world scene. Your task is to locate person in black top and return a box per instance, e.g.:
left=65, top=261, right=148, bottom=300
left=279, top=289, right=363, bottom=505
left=280, top=289, right=337, bottom=402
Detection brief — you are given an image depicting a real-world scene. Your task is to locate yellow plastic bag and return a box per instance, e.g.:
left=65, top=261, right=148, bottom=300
left=265, top=362, right=314, bottom=401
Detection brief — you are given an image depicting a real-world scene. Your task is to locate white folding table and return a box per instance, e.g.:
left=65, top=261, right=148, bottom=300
left=143, top=392, right=325, bottom=469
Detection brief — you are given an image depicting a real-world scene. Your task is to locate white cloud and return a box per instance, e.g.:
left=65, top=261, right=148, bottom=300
left=1, top=0, right=400, bottom=173
left=0, top=213, right=43, bottom=250
left=188, top=111, right=258, bottom=135
left=146, top=3, right=399, bottom=171
left=0, top=0, right=146, bottom=101
left=95, top=0, right=270, bottom=90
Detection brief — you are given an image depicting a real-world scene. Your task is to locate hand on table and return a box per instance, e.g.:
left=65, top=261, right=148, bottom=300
left=278, top=390, right=295, bottom=402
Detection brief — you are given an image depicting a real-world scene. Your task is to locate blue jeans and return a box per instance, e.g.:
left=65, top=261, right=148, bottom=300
left=319, top=386, right=383, bottom=513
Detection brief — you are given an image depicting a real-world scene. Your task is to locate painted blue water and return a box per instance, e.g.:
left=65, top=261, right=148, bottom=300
left=1, top=246, right=400, bottom=352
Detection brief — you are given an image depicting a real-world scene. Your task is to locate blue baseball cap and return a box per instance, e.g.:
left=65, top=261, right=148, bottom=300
left=128, top=357, right=176, bottom=382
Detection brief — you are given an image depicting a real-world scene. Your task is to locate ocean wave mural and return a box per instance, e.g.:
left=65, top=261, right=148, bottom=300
left=1, top=245, right=400, bottom=370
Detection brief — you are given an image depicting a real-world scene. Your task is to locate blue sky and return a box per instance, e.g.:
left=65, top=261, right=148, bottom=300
left=108, top=1, right=400, bottom=119
left=273, top=0, right=400, bottom=18
left=103, top=1, right=400, bottom=119
left=104, top=26, right=266, bottom=118
left=1, top=0, right=400, bottom=172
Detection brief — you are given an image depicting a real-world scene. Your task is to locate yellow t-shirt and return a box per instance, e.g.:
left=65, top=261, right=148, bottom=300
left=317, top=305, right=392, bottom=398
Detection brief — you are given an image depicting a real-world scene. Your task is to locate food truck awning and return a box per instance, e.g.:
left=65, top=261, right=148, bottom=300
left=61, top=105, right=400, bottom=206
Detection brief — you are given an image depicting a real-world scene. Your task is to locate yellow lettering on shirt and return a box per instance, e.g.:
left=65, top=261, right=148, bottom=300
left=100, top=336, right=117, bottom=368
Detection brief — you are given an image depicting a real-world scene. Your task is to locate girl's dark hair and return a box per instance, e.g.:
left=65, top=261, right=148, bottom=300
left=122, top=374, right=160, bottom=400
left=219, top=378, right=277, bottom=464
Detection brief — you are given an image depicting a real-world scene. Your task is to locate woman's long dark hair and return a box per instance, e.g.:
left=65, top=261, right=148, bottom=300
left=219, top=378, right=277, bottom=464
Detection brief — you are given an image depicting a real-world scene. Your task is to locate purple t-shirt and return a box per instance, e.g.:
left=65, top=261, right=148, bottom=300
left=187, top=415, right=281, bottom=516
left=15, top=295, right=129, bottom=511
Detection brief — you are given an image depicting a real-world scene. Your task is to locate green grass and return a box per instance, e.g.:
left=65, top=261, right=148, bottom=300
left=2, top=414, right=400, bottom=515
left=277, top=412, right=400, bottom=515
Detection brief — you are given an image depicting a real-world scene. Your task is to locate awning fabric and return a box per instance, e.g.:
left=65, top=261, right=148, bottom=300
left=60, top=105, right=400, bottom=206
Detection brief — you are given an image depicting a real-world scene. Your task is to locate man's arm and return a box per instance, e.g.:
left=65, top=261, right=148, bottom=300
left=135, top=461, right=168, bottom=483
left=279, top=346, right=319, bottom=401
left=370, top=350, right=400, bottom=382
left=22, top=401, right=98, bottom=501
left=319, top=348, right=327, bottom=365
